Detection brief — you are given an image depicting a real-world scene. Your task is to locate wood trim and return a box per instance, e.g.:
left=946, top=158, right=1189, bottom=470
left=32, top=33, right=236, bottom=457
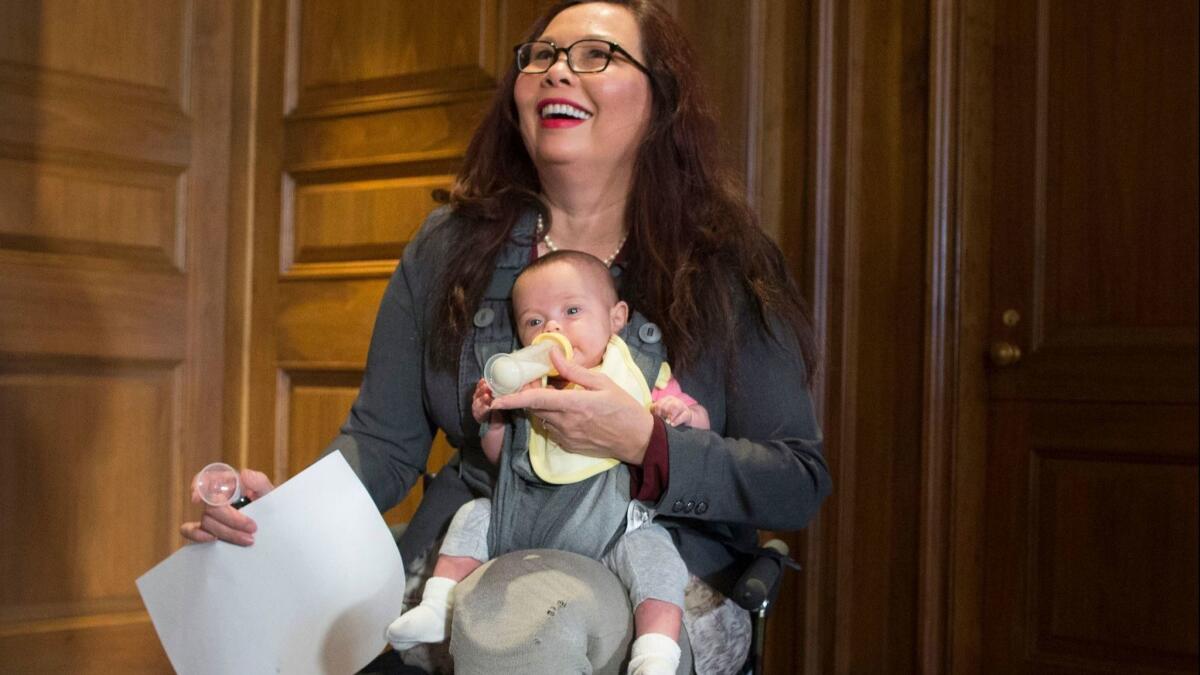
left=223, top=0, right=260, bottom=468
left=947, top=0, right=993, bottom=670
left=743, top=0, right=766, bottom=218
left=1030, top=0, right=1049, bottom=353
left=274, top=367, right=292, bottom=482
left=246, top=0, right=288, bottom=482
left=279, top=260, right=400, bottom=281
left=832, top=0, right=866, bottom=671
left=917, top=0, right=959, bottom=670
left=0, top=57, right=187, bottom=116
left=805, top=0, right=850, bottom=671
left=181, top=0, right=234, bottom=514
left=920, top=0, right=997, bottom=671
left=283, top=0, right=301, bottom=116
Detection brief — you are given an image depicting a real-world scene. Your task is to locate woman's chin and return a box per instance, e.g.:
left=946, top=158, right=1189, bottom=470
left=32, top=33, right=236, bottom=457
left=533, top=148, right=590, bottom=168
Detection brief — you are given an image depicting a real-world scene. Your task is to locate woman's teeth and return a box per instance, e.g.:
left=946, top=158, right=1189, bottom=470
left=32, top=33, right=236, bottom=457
left=540, top=103, right=592, bottom=120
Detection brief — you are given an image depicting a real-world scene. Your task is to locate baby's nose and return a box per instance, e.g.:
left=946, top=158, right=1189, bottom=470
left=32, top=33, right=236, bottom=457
left=543, top=319, right=562, bottom=333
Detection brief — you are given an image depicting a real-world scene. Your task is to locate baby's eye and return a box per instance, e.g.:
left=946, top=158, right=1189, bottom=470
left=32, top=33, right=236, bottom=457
left=526, top=317, right=543, bottom=328
left=566, top=306, right=581, bottom=316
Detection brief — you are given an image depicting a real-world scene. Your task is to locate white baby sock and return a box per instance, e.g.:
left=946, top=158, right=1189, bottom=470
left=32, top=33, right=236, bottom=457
left=627, top=632, right=682, bottom=675
left=385, top=576, right=457, bottom=651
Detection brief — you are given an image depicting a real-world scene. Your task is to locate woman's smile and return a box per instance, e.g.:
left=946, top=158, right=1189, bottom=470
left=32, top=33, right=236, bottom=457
left=538, top=98, right=594, bottom=128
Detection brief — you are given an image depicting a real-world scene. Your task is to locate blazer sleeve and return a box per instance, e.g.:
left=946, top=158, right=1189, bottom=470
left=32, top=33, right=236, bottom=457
left=655, top=307, right=832, bottom=531
left=321, top=212, right=445, bottom=512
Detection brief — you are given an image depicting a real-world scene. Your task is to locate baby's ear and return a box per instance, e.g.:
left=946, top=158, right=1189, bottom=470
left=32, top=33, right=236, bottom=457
left=610, top=300, right=629, bottom=332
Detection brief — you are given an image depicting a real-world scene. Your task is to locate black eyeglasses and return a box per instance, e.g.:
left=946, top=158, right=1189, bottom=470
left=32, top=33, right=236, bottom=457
left=513, top=39, right=650, bottom=75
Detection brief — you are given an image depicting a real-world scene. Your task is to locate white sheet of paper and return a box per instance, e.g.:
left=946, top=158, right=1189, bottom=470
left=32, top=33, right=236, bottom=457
left=136, top=451, right=406, bottom=675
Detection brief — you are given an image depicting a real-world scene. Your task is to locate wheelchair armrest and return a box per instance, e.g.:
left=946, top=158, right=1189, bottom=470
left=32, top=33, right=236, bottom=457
left=731, top=539, right=790, bottom=612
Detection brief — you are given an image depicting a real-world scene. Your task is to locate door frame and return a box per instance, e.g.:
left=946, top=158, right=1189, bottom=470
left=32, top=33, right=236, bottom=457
left=917, top=0, right=991, bottom=671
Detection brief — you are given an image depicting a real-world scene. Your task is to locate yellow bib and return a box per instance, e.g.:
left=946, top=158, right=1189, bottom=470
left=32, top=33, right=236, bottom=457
left=528, top=335, right=652, bottom=484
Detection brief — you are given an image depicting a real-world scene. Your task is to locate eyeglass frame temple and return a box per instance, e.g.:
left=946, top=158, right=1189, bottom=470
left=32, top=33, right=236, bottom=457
left=512, top=39, right=651, bottom=75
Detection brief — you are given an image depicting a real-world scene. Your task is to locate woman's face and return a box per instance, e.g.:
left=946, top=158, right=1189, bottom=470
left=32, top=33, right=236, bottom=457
left=514, top=3, right=652, bottom=178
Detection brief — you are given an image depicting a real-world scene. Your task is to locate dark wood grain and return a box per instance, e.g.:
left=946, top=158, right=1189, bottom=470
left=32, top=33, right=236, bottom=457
left=982, top=1, right=1199, bottom=673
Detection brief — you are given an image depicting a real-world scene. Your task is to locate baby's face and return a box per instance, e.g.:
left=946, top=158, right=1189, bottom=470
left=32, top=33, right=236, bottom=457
left=512, top=261, right=627, bottom=369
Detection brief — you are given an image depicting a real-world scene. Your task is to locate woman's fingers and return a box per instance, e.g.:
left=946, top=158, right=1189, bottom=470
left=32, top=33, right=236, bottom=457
left=179, top=508, right=255, bottom=546
left=239, top=468, right=274, bottom=501
left=548, top=349, right=608, bottom=390
left=489, top=383, right=569, bottom=413
left=179, top=520, right=216, bottom=543
left=200, top=507, right=257, bottom=546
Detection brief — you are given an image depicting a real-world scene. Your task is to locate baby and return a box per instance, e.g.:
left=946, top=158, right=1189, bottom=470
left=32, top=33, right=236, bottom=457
left=387, top=250, right=708, bottom=675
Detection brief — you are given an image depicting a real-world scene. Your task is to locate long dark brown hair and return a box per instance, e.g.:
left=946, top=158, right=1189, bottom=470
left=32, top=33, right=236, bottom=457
left=430, top=0, right=817, bottom=379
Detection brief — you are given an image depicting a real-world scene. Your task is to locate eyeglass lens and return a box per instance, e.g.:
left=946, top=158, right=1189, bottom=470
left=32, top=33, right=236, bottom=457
left=517, top=40, right=615, bottom=73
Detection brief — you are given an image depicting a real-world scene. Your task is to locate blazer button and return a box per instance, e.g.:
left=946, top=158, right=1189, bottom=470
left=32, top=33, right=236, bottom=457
left=473, top=307, right=495, bottom=328
left=672, top=499, right=684, bottom=513
left=684, top=500, right=695, bottom=513
left=638, top=322, right=662, bottom=344
left=695, top=501, right=708, bottom=514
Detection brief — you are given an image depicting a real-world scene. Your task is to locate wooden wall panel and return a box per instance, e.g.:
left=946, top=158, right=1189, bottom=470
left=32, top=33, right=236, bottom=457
left=0, top=261, right=186, bottom=361
left=0, top=0, right=232, bottom=669
left=285, top=173, right=449, bottom=270
left=295, top=0, right=495, bottom=109
left=0, top=0, right=185, bottom=102
left=1033, top=407, right=1198, bottom=666
left=284, top=98, right=490, bottom=172
left=1040, top=0, right=1198, bottom=336
left=0, top=156, right=182, bottom=267
left=0, top=365, right=179, bottom=616
left=276, top=277, right=388, bottom=366
left=986, top=401, right=1200, bottom=674
left=0, top=621, right=170, bottom=674
left=668, top=0, right=751, bottom=185
left=0, top=76, right=191, bottom=168
left=1036, top=457, right=1197, bottom=662
left=283, top=375, right=362, bottom=479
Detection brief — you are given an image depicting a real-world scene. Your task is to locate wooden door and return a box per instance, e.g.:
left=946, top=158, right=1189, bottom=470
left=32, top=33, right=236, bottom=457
left=0, top=1, right=233, bottom=671
left=983, top=1, right=1198, bottom=672
left=231, top=1, right=545, bottom=523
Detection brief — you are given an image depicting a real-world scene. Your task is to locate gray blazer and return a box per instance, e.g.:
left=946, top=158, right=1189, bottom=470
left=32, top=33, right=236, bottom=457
left=325, top=206, right=831, bottom=592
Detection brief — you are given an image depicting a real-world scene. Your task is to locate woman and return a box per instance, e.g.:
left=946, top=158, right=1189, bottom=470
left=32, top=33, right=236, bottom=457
left=182, top=1, right=831, bottom=672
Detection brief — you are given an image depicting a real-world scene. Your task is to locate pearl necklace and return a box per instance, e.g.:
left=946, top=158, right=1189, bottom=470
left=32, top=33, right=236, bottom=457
left=536, top=214, right=627, bottom=267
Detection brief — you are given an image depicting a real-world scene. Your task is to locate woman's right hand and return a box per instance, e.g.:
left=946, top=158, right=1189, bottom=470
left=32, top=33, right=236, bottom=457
left=179, top=468, right=274, bottom=546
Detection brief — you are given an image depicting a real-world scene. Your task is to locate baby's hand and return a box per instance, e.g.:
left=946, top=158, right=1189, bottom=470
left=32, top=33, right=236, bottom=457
left=472, top=379, right=495, bottom=423
left=652, top=396, right=694, bottom=427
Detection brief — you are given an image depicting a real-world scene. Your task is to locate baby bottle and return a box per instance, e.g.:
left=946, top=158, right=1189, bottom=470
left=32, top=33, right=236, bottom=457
left=484, top=332, right=574, bottom=395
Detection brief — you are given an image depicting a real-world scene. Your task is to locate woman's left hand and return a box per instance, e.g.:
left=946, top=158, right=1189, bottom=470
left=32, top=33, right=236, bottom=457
left=489, top=349, right=655, bottom=465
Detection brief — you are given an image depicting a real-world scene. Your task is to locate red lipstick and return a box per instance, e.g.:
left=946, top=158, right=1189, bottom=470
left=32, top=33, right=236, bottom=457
left=537, top=98, right=592, bottom=128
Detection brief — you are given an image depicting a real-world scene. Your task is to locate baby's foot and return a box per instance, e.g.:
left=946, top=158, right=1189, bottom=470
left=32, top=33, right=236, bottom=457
left=385, top=576, right=456, bottom=651
left=627, top=633, right=681, bottom=675
left=385, top=605, right=449, bottom=651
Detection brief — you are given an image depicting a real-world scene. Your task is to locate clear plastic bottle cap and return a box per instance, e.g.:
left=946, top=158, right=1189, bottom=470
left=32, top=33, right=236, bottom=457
left=194, top=462, right=242, bottom=507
